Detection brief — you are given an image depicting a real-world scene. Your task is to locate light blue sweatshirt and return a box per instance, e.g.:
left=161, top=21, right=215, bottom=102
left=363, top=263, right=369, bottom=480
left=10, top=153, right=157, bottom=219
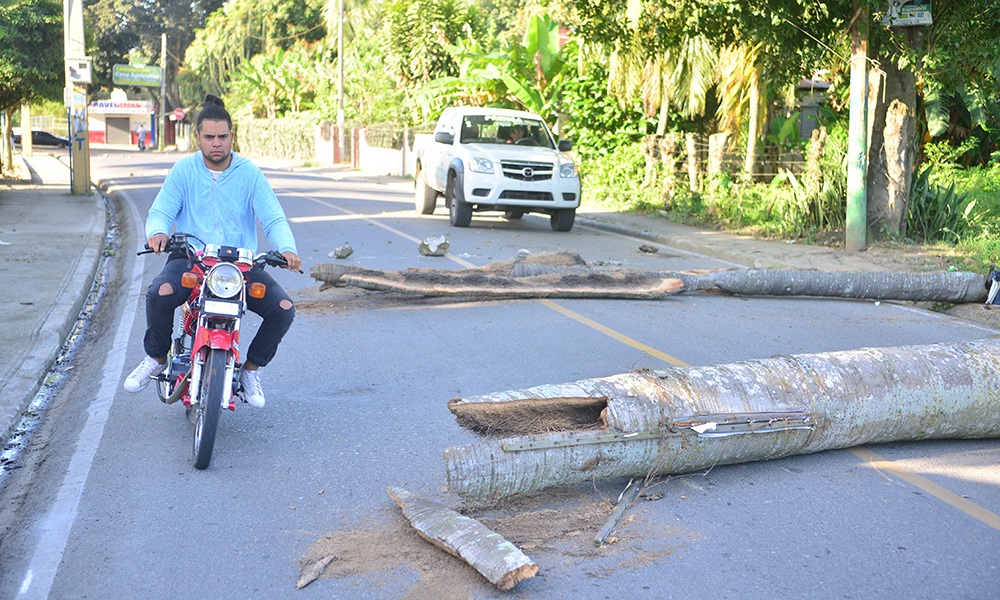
left=146, top=152, right=298, bottom=255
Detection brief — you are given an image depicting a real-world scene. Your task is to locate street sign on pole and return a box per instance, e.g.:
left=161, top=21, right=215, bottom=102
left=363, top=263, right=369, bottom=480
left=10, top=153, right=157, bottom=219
left=112, top=64, right=162, bottom=87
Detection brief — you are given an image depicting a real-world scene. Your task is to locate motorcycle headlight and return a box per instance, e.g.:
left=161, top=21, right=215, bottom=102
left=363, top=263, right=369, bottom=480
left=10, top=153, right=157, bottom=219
left=206, top=263, right=244, bottom=298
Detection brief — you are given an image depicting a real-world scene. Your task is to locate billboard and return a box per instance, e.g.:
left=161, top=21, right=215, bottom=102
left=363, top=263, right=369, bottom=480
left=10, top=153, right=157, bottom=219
left=883, top=0, right=932, bottom=27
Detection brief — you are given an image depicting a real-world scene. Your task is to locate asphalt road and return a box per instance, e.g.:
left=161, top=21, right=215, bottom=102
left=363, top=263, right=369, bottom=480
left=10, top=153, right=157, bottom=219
left=1, top=150, right=997, bottom=600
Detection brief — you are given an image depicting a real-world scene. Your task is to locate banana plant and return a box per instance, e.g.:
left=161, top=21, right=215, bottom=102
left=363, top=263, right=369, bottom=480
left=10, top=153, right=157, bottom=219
left=410, top=13, right=575, bottom=118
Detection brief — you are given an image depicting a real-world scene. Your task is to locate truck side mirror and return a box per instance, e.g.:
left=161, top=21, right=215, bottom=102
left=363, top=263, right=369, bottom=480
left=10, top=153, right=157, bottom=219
left=558, top=139, right=573, bottom=152
left=434, top=131, right=455, bottom=145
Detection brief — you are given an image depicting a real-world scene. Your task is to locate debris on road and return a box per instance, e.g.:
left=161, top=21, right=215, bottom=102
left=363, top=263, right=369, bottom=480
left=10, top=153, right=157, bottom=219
left=296, top=555, right=336, bottom=589
left=444, top=338, right=1000, bottom=501
left=418, top=235, right=449, bottom=256
left=330, top=245, right=353, bottom=259
left=511, top=264, right=988, bottom=303
left=639, top=244, right=659, bottom=253
left=310, top=263, right=364, bottom=290
left=313, top=252, right=987, bottom=303
left=594, top=479, right=643, bottom=548
left=387, top=486, right=538, bottom=590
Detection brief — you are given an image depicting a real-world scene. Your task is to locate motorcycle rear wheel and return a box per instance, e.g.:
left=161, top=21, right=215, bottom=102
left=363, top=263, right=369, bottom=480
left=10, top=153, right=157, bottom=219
left=193, top=348, right=227, bottom=469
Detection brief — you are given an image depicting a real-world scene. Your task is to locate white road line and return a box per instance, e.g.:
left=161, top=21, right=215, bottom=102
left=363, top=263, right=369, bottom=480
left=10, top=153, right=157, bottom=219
left=18, top=191, right=145, bottom=599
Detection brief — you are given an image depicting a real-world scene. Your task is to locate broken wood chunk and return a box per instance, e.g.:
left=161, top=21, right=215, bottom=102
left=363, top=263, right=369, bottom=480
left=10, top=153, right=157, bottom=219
left=296, top=555, right=336, bottom=589
left=386, top=486, right=537, bottom=590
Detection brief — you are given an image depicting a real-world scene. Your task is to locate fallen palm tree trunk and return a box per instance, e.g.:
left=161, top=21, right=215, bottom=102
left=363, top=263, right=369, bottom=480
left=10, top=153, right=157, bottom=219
left=339, top=266, right=684, bottom=299
left=511, top=264, right=988, bottom=303
left=387, top=486, right=537, bottom=590
left=445, top=339, right=1000, bottom=501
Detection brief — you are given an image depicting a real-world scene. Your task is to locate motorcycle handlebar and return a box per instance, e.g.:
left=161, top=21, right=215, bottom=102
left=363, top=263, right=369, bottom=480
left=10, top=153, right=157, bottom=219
left=138, top=234, right=302, bottom=273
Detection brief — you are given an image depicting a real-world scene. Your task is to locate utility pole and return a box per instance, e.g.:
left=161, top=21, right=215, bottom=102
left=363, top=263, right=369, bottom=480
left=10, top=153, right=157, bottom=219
left=64, top=0, right=90, bottom=194
left=337, top=0, right=346, bottom=163
left=846, top=1, right=868, bottom=252
left=159, top=33, right=167, bottom=151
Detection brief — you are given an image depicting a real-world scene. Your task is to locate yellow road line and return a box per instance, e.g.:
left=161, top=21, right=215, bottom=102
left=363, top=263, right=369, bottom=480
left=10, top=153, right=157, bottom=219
left=537, top=299, right=690, bottom=367
left=849, top=446, right=1000, bottom=532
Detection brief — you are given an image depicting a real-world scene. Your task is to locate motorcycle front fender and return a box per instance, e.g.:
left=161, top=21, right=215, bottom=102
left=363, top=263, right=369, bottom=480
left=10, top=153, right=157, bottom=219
left=193, top=328, right=236, bottom=352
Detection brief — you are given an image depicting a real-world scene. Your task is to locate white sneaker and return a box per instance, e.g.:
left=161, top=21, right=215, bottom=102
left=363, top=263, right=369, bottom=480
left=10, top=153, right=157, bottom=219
left=123, top=356, right=167, bottom=392
left=239, top=369, right=266, bottom=408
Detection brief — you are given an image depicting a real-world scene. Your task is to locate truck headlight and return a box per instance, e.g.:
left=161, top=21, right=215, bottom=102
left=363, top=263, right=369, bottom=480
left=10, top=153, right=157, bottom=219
left=468, top=157, right=494, bottom=174
left=206, top=262, right=244, bottom=298
left=560, top=163, right=579, bottom=178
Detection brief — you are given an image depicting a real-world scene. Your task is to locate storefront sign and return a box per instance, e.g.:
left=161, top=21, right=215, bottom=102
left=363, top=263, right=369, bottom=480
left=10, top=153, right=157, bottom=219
left=88, top=100, right=156, bottom=114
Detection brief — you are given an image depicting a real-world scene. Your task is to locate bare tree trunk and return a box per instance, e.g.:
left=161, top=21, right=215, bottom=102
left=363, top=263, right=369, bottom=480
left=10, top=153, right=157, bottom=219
left=884, top=100, right=915, bottom=237
left=805, top=126, right=828, bottom=197
left=445, top=339, right=1000, bottom=501
left=330, top=260, right=988, bottom=304
left=866, top=26, right=923, bottom=240
left=686, top=133, right=700, bottom=191
left=744, top=64, right=762, bottom=181
left=1, top=109, right=11, bottom=174
left=658, top=134, right=680, bottom=201
left=642, top=135, right=660, bottom=187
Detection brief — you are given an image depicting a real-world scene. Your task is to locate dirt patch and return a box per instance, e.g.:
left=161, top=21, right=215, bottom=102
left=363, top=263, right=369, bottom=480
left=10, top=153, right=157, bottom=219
left=298, top=486, right=690, bottom=596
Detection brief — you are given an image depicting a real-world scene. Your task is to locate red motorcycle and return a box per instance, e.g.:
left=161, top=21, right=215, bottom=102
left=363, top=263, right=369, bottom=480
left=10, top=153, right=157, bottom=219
left=138, top=232, right=289, bottom=469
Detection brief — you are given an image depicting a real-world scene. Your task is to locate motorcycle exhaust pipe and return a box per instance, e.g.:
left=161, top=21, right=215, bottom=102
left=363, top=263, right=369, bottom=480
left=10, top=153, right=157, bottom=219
left=164, top=372, right=190, bottom=405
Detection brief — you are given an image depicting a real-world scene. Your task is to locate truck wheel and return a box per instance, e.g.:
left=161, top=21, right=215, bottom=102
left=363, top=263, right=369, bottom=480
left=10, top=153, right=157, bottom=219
left=414, top=166, right=437, bottom=215
left=447, top=175, right=472, bottom=227
left=550, top=209, right=575, bottom=232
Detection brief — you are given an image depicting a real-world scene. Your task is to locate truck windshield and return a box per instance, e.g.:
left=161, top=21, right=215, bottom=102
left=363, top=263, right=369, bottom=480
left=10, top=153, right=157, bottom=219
left=459, top=115, right=554, bottom=148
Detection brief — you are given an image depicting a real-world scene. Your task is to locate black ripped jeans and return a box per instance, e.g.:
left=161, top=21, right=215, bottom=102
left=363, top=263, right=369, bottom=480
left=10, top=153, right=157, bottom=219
left=143, top=254, right=295, bottom=368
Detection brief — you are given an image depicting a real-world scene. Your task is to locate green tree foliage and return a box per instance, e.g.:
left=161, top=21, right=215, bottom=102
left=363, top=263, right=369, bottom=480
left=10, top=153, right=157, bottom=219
left=0, top=0, right=63, bottom=113
left=183, top=0, right=326, bottom=104
left=407, top=13, right=575, bottom=122
left=382, top=0, right=485, bottom=86
left=916, top=0, right=1000, bottom=162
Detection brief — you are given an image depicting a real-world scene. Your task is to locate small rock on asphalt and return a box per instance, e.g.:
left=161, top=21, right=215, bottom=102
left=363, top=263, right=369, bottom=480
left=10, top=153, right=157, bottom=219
left=330, top=246, right=353, bottom=259
left=639, top=244, right=659, bottom=253
left=419, top=236, right=449, bottom=257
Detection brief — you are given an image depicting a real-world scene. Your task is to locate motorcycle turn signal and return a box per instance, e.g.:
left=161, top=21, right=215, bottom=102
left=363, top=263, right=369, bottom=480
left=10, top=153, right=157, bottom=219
left=249, top=282, right=267, bottom=298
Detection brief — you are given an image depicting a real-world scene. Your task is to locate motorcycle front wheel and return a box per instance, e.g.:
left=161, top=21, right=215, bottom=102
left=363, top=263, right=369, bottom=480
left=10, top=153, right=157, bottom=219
left=193, top=348, right=227, bottom=469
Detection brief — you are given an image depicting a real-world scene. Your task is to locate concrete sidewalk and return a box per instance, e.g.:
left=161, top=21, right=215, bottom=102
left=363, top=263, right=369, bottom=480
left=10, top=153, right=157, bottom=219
left=0, top=155, right=106, bottom=442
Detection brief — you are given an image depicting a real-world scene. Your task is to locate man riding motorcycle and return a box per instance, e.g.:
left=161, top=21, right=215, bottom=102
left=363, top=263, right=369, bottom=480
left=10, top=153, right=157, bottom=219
left=123, top=94, right=302, bottom=407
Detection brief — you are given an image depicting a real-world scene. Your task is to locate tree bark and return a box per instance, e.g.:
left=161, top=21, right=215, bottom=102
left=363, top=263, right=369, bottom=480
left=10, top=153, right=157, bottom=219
left=805, top=126, right=827, bottom=197
left=445, top=339, right=1000, bottom=501
left=387, top=486, right=538, bottom=590
left=866, top=27, right=923, bottom=240
left=743, top=64, right=762, bottom=181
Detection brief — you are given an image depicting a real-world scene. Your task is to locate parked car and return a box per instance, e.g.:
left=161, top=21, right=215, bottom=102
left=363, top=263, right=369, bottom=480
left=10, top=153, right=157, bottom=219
left=13, top=130, right=70, bottom=148
left=414, top=107, right=581, bottom=231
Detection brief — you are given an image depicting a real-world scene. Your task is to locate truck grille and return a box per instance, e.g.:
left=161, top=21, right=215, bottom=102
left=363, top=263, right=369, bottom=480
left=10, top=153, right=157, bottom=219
left=500, top=191, right=553, bottom=201
left=501, top=161, right=553, bottom=181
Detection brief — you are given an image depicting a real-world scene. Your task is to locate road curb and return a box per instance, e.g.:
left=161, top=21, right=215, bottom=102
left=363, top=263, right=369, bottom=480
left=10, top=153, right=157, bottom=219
left=0, top=185, right=107, bottom=443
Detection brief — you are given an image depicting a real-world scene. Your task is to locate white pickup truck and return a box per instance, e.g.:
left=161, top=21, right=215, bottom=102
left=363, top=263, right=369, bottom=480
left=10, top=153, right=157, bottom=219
left=414, top=107, right=581, bottom=231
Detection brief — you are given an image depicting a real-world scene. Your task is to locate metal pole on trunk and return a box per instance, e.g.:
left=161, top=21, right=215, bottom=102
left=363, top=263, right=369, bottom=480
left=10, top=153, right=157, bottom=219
left=337, top=0, right=345, bottom=163
left=846, top=2, right=868, bottom=251
left=159, top=33, right=166, bottom=151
